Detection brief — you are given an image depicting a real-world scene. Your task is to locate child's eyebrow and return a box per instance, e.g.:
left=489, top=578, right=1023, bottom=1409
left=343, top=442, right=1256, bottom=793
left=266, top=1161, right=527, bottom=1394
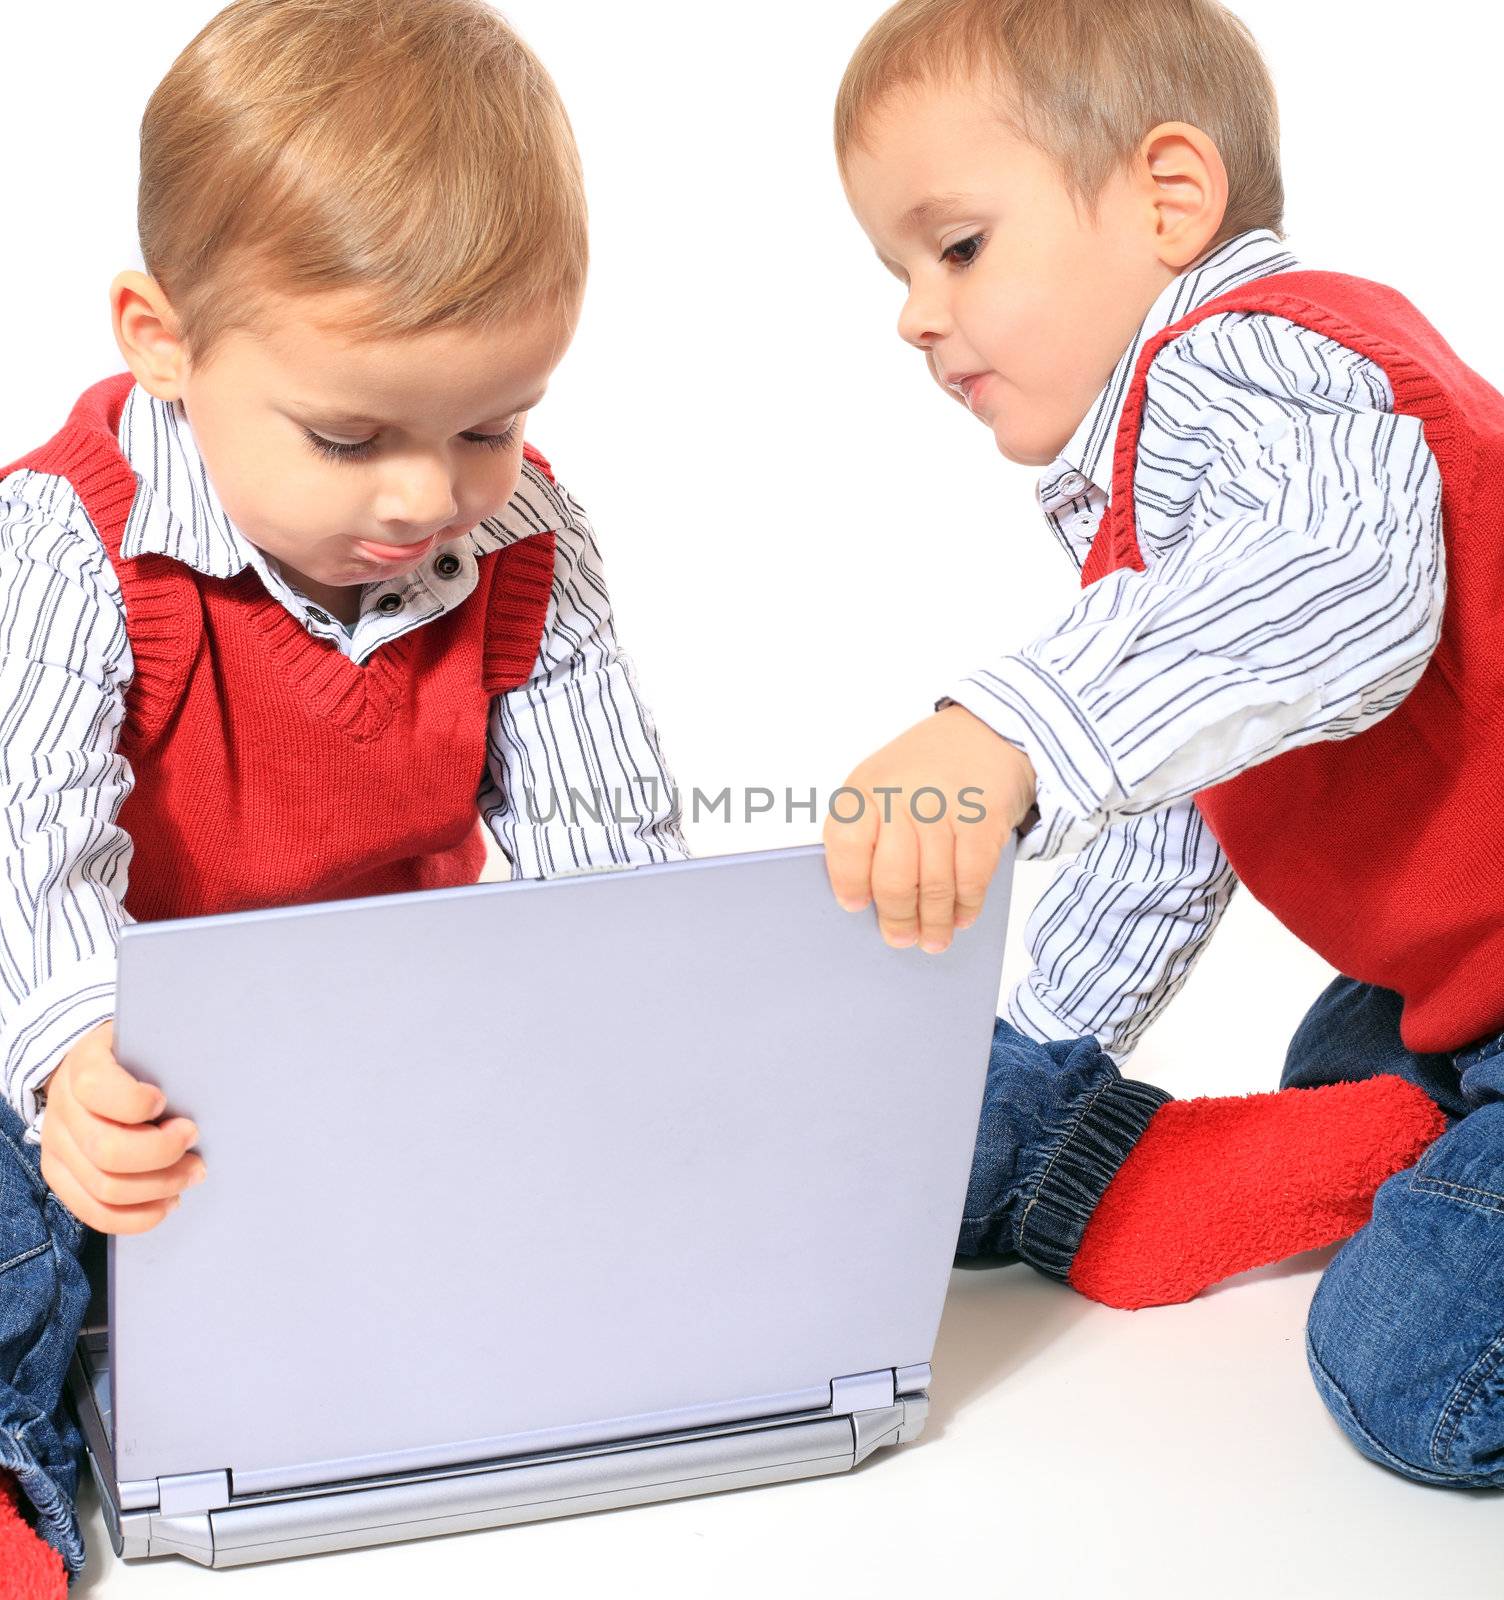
left=293, top=390, right=548, bottom=430
left=895, top=192, right=978, bottom=237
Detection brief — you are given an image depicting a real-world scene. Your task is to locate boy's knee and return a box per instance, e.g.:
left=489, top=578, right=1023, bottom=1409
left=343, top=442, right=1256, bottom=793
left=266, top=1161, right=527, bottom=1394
left=1, top=1110, right=51, bottom=1258
left=1, top=1102, right=90, bottom=1374
left=1305, top=1226, right=1504, bottom=1489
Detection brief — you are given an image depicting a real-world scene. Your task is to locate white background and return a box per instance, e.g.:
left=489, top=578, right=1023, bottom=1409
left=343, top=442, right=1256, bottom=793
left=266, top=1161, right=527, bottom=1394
left=3, top=2, right=1502, bottom=1595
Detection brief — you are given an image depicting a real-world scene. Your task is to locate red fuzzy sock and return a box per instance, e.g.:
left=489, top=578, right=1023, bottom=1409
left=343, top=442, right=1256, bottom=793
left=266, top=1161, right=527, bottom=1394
left=0, top=1470, right=67, bottom=1600
left=1068, top=1074, right=1449, bottom=1310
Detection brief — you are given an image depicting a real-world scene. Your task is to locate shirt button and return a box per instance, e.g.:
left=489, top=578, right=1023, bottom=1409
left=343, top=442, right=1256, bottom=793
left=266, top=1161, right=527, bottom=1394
left=1059, top=471, right=1088, bottom=496
left=434, top=552, right=462, bottom=578
left=376, top=593, right=403, bottom=615
left=306, top=606, right=331, bottom=625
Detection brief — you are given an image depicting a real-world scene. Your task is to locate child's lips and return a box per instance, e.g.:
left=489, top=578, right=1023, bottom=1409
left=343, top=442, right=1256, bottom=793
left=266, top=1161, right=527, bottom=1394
left=352, top=533, right=439, bottom=565
left=952, top=372, right=992, bottom=413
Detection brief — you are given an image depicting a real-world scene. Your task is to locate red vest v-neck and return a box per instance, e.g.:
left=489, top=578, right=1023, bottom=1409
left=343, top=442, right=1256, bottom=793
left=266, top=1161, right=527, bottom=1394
left=0, top=372, right=558, bottom=922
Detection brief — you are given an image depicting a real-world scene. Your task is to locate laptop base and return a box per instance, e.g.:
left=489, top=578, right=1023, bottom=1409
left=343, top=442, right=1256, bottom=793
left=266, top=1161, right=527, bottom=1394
left=68, top=1340, right=929, bottom=1569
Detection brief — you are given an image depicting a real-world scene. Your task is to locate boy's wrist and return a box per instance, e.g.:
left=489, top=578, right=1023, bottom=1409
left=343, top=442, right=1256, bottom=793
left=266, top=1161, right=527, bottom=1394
left=936, top=688, right=1082, bottom=856
left=934, top=699, right=1039, bottom=827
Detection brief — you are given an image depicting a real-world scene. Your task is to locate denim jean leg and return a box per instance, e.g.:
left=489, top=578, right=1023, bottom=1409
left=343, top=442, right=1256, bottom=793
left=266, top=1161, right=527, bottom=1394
left=1303, top=1024, right=1504, bottom=1488
left=957, top=1015, right=1172, bottom=1281
left=1280, top=975, right=1468, bottom=1117
left=0, top=1096, right=93, bottom=1574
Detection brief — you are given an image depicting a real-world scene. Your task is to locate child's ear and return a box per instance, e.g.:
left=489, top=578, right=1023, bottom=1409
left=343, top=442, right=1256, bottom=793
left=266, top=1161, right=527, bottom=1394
left=1137, top=121, right=1230, bottom=270
left=110, top=269, right=188, bottom=400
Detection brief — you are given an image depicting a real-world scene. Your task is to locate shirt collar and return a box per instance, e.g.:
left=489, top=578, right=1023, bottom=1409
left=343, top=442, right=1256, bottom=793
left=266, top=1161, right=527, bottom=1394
left=115, top=381, right=569, bottom=577
left=1051, top=227, right=1302, bottom=499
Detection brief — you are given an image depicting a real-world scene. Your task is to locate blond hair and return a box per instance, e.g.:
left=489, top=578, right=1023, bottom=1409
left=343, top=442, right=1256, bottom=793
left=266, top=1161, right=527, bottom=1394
left=835, top=0, right=1283, bottom=247
left=137, top=0, right=588, bottom=370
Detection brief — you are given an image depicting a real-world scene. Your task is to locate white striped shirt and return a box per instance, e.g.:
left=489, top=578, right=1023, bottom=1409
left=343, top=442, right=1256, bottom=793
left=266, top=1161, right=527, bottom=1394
left=941, top=229, right=1447, bottom=1062
left=1, top=382, right=688, bottom=1141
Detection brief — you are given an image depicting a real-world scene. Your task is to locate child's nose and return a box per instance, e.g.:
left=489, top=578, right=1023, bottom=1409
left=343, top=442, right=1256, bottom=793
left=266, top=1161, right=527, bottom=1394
left=897, top=280, right=949, bottom=351
left=375, top=479, right=460, bottom=538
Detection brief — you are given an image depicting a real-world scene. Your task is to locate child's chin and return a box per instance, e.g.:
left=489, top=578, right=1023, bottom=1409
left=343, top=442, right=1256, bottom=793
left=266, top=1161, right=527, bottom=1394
left=989, top=423, right=1060, bottom=469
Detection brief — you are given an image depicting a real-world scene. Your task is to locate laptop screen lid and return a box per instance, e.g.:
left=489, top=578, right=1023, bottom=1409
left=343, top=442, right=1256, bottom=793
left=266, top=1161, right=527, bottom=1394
left=107, top=842, right=1012, bottom=1496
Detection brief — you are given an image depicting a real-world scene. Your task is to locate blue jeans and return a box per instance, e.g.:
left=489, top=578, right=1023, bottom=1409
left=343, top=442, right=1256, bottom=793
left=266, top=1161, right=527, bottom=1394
left=1281, top=978, right=1504, bottom=1488
left=960, top=982, right=1504, bottom=1489
left=956, top=1018, right=1170, bottom=1274
left=0, top=1095, right=92, bottom=1578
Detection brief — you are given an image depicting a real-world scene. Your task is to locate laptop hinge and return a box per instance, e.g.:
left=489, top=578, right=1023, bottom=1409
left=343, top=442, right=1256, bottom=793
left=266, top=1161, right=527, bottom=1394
left=895, top=1362, right=931, bottom=1398
left=157, top=1469, right=232, bottom=1516
left=146, top=1470, right=232, bottom=1567
left=829, top=1368, right=896, bottom=1413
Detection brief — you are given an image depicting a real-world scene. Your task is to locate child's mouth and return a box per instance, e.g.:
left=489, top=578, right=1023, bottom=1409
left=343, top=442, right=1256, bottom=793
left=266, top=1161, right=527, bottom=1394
left=352, top=534, right=438, bottom=565
left=953, top=373, right=992, bottom=413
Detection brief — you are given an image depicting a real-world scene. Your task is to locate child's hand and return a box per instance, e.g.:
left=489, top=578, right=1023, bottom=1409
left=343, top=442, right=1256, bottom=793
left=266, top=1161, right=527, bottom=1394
left=823, top=704, right=1036, bottom=953
left=38, top=1021, right=205, bottom=1234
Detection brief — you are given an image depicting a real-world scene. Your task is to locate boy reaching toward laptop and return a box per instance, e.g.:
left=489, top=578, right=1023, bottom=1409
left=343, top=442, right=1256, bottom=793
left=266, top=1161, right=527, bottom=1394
left=824, top=0, right=1501, bottom=1491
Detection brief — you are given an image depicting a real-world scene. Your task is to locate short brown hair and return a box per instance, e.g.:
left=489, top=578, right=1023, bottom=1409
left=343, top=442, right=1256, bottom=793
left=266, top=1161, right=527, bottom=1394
left=834, top=0, right=1284, bottom=248
left=136, top=0, right=588, bottom=370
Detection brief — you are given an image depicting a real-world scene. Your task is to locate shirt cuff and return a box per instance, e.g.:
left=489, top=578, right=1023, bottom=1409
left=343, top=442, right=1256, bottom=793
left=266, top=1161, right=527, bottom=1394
left=937, top=658, right=1118, bottom=859
left=1004, top=973, right=1130, bottom=1069
left=2, top=955, right=118, bottom=1143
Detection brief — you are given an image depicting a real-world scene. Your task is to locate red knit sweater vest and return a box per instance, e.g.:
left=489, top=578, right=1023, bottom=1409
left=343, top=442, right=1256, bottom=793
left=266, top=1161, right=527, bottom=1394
left=0, top=372, right=559, bottom=922
left=1080, top=271, right=1504, bottom=1054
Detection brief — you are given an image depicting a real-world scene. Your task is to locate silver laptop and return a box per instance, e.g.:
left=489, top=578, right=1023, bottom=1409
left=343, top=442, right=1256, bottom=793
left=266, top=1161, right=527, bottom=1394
left=67, top=839, right=1014, bottom=1568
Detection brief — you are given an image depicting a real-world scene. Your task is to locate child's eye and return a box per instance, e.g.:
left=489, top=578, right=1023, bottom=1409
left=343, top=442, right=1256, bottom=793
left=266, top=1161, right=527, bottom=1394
left=302, top=419, right=520, bottom=463
left=940, top=233, right=986, bottom=268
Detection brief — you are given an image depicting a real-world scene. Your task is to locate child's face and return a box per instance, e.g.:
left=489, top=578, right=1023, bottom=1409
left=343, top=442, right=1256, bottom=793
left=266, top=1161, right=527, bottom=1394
left=121, top=279, right=577, bottom=602
left=842, top=76, right=1176, bottom=468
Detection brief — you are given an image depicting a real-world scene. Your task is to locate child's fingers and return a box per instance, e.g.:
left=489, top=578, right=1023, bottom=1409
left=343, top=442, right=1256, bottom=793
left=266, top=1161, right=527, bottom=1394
left=822, top=787, right=880, bottom=911
left=40, top=1118, right=185, bottom=1236
left=55, top=1088, right=199, bottom=1177
left=953, top=826, right=1004, bottom=931
left=869, top=811, right=921, bottom=948
left=47, top=1105, right=203, bottom=1209
left=68, top=1045, right=168, bottom=1126
left=914, top=818, right=959, bottom=953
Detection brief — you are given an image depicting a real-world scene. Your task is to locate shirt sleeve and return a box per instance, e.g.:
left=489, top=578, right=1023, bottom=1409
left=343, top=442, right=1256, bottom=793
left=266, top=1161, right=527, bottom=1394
left=1003, top=797, right=1239, bottom=1062
left=479, top=476, right=689, bottom=875
left=942, top=311, right=1448, bottom=862
left=0, top=482, right=134, bottom=1145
